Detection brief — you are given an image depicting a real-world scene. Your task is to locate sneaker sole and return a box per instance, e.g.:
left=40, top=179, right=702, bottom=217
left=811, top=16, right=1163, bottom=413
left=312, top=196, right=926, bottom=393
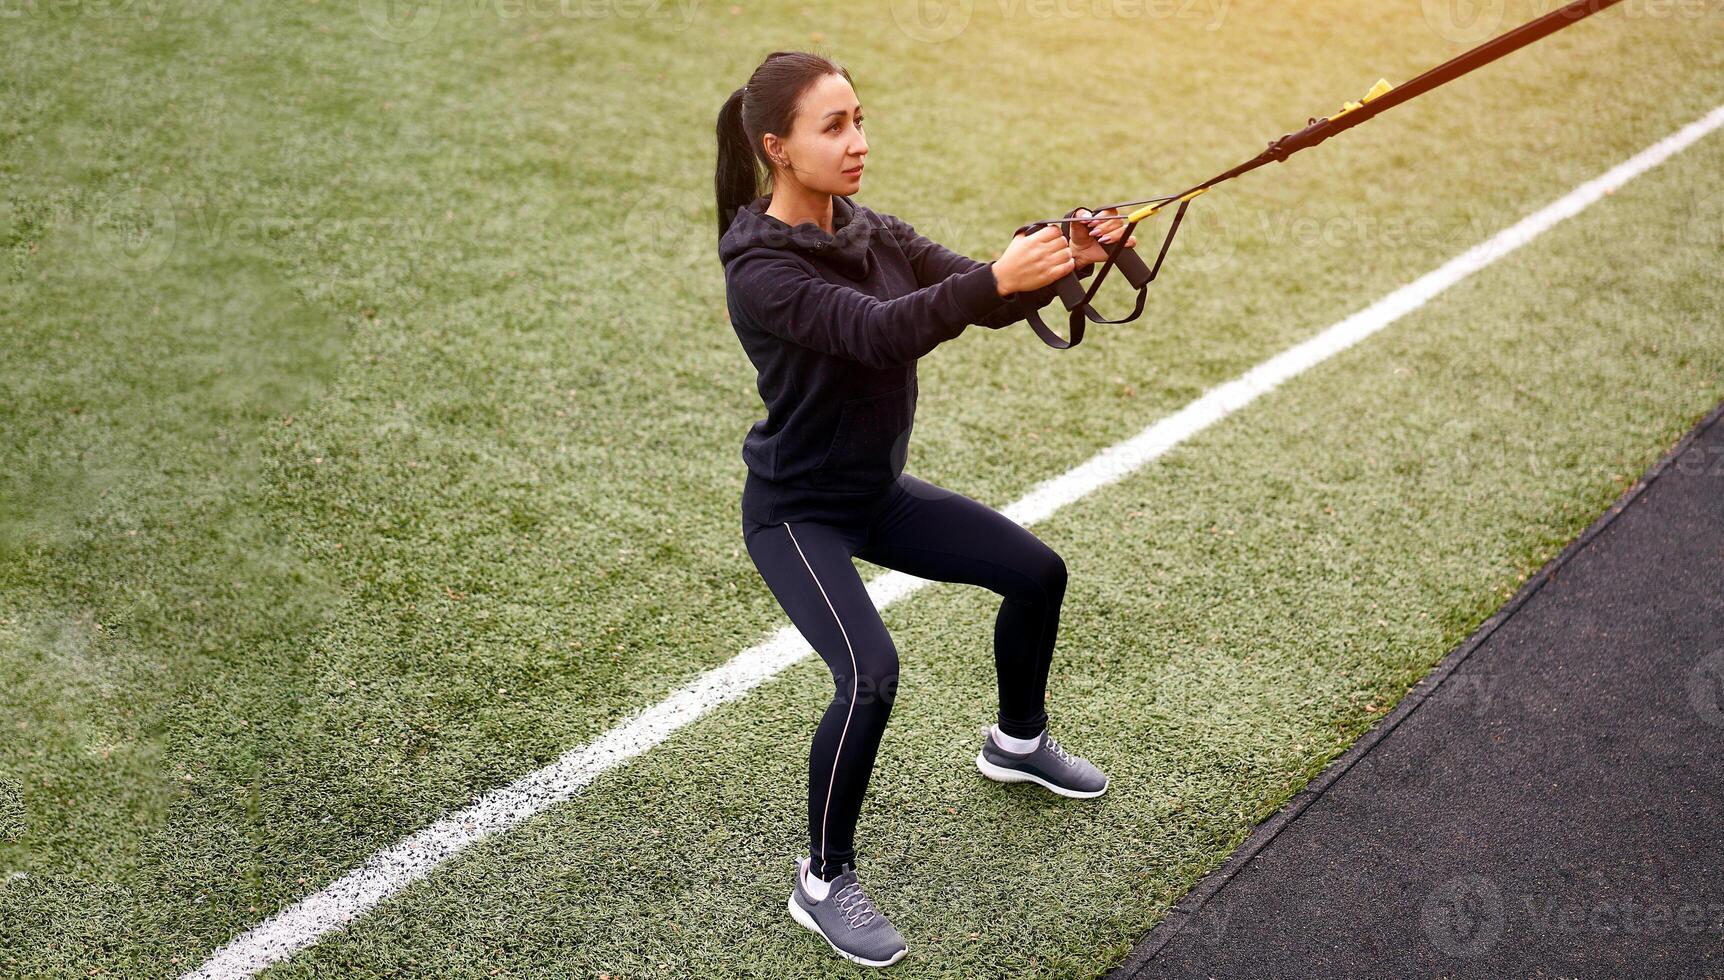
left=974, top=749, right=1109, bottom=799
left=787, top=892, right=908, bottom=968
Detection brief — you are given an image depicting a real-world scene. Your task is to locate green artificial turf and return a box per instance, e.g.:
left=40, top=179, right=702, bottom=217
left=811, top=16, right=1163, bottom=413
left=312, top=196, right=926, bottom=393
left=2, top=0, right=1720, bottom=976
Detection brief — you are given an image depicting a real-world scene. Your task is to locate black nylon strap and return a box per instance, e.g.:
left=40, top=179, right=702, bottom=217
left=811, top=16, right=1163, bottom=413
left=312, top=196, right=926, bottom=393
left=1014, top=0, right=1627, bottom=350
left=1246, top=0, right=1628, bottom=180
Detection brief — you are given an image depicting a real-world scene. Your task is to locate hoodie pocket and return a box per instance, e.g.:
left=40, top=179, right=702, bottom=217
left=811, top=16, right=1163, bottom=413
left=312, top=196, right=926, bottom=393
left=812, top=382, right=915, bottom=491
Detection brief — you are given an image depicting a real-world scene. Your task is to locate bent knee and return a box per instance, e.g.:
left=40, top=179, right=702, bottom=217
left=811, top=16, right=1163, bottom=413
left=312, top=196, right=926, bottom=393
left=1008, top=548, right=1067, bottom=603
left=1044, top=551, right=1068, bottom=594
left=832, top=647, right=901, bottom=709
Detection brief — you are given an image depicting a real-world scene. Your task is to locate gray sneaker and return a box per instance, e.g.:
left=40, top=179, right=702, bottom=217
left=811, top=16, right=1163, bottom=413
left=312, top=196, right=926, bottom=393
left=786, top=857, right=908, bottom=968
left=975, top=728, right=1109, bottom=799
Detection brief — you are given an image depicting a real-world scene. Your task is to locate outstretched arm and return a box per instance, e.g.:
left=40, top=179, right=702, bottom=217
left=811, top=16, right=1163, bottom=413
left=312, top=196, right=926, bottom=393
left=880, top=212, right=1094, bottom=330
left=726, top=251, right=1008, bottom=369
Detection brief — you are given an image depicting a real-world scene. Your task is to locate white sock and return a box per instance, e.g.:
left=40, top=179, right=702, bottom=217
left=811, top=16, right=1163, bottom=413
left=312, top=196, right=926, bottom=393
left=991, top=723, right=1044, bottom=753
left=802, top=859, right=832, bottom=900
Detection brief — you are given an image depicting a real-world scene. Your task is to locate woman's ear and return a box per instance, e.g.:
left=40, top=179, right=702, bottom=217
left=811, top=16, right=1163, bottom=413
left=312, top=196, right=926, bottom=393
left=761, top=134, right=783, bottom=169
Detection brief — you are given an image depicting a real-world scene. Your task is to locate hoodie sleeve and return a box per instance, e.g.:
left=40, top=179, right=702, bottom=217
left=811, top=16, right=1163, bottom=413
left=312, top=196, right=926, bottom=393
left=881, top=212, right=1095, bottom=331
left=725, top=250, right=1005, bottom=370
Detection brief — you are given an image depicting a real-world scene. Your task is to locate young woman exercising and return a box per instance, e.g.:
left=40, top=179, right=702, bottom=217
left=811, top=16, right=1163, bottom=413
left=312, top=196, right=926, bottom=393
left=714, top=50, right=1134, bottom=969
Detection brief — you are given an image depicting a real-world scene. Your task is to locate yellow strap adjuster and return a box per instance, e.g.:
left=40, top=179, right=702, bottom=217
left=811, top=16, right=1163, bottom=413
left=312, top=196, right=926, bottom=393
left=1331, top=77, right=1395, bottom=121
left=1126, top=187, right=1209, bottom=224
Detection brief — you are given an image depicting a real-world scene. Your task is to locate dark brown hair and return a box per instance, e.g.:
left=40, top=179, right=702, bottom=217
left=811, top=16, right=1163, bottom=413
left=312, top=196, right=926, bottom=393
left=714, top=51, right=855, bottom=241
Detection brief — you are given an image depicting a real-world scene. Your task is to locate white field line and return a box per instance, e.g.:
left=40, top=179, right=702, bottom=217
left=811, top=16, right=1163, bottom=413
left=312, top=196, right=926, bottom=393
left=185, top=104, right=1724, bottom=979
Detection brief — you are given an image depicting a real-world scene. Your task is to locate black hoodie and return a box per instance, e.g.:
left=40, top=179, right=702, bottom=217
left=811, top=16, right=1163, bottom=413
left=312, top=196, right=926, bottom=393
left=719, top=193, right=1090, bottom=527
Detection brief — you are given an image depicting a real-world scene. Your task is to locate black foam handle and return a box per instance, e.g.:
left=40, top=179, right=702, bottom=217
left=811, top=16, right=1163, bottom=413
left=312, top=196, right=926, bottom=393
left=1112, top=246, right=1153, bottom=290
left=1054, top=273, right=1089, bottom=310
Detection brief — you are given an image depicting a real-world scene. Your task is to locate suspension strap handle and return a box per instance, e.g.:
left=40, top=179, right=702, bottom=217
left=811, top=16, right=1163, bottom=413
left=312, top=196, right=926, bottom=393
left=1010, top=208, right=1094, bottom=348
left=1012, top=207, right=1148, bottom=349
left=1016, top=194, right=1200, bottom=349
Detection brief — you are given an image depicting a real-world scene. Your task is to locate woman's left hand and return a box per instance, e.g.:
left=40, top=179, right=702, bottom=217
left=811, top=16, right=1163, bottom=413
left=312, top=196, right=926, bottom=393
left=1067, top=207, right=1137, bottom=267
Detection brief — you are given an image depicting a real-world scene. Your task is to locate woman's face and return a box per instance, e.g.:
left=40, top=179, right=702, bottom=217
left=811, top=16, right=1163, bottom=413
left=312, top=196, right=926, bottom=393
left=764, top=73, right=867, bottom=195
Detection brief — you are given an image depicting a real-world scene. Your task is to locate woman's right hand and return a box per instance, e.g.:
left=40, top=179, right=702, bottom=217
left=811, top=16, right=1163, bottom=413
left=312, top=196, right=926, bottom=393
left=992, top=224, right=1074, bottom=298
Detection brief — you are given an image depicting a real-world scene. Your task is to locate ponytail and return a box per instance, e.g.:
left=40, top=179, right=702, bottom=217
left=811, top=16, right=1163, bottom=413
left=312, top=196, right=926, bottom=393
left=715, top=86, right=759, bottom=242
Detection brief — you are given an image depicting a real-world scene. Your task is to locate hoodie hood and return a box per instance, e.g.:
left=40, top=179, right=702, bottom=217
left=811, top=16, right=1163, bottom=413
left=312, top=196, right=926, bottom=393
left=718, top=193, right=875, bottom=279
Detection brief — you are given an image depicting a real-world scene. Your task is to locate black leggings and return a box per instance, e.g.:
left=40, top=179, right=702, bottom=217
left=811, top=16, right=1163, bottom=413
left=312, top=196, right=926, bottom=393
left=743, top=473, right=1068, bottom=881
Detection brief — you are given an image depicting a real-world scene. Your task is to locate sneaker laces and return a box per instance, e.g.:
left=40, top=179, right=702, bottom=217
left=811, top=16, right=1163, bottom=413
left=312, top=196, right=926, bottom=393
left=832, top=879, right=879, bottom=929
left=1045, top=733, right=1079, bottom=767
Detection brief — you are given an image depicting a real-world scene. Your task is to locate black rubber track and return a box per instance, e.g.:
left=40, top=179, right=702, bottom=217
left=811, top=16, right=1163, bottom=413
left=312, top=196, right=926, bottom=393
left=1109, top=398, right=1724, bottom=979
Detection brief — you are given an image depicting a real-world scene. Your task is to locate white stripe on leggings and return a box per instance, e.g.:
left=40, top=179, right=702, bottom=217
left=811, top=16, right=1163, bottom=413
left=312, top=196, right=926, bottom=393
left=782, top=522, right=858, bottom=878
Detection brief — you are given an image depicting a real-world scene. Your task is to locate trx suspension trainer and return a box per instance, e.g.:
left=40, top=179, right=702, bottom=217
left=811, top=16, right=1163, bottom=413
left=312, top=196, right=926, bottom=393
left=1018, top=0, right=1627, bottom=350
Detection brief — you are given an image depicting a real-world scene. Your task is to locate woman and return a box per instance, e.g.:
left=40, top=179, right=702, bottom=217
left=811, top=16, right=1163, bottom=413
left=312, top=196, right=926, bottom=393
left=714, top=50, right=1135, bottom=968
